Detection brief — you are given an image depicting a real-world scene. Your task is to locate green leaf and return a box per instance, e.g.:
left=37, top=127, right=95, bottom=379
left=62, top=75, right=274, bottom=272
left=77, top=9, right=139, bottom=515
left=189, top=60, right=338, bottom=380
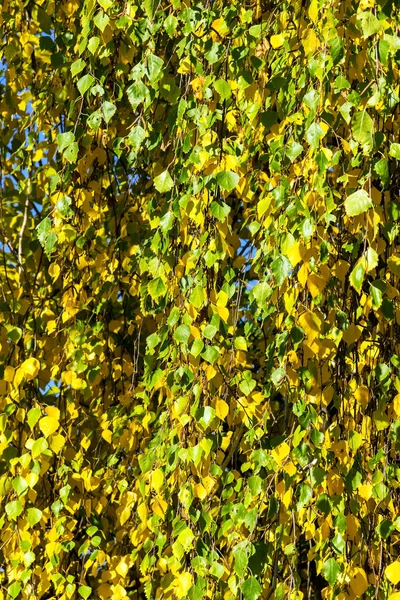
left=297, top=483, right=312, bottom=508
left=210, top=201, right=231, bottom=221
left=214, top=79, right=231, bottom=101
left=271, top=255, right=292, bottom=286
left=201, top=345, right=220, bottom=364
left=148, top=277, right=166, bottom=299
left=241, top=576, right=262, bottom=600
left=78, top=585, right=92, bottom=599
left=344, top=190, right=373, bottom=216
left=27, top=407, right=42, bottom=431
left=5, top=500, right=23, bottom=520
left=88, top=36, right=100, bottom=54
left=55, top=196, right=72, bottom=219
left=174, top=324, right=191, bottom=344
left=196, top=406, right=216, bottom=429
left=126, top=81, right=148, bottom=109
left=44, top=231, right=58, bottom=256
left=160, top=211, right=175, bottom=234
left=12, top=476, right=28, bottom=496
left=389, top=143, right=400, bottom=159
left=5, top=325, right=22, bottom=343
left=77, top=74, right=94, bottom=96
left=305, top=122, right=324, bottom=149
left=203, top=324, right=217, bottom=340
left=239, top=373, right=256, bottom=396
left=143, top=0, right=157, bottom=19
left=370, top=282, right=383, bottom=308
left=164, top=14, right=178, bottom=37
left=349, top=260, right=366, bottom=294
left=329, top=37, right=344, bottom=64
left=63, top=142, right=79, bottom=163
left=251, top=281, right=272, bottom=307
left=93, top=10, right=109, bottom=32
left=101, top=101, right=116, bottom=124
left=286, top=141, right=303, bottom=162
left=248, top=475, right=263, bottom=496
left=374, top=157, right=389, bottom=188
left=216, top=170, right=239, bottom=192
left=8, top=582, right=22, bottom=599
left=27, top=507, right=42, bottom=526
left=147, top=53, right=164, bottom=83
left=190, top=338, right=204, bottom=357
left=129, top=125, right=147, bottom=150
left=373, top=482, right=388, bottom=501
left=57, top=131, right=75, bottom=152
left=189, top=286, right=205, bottom=309
left=352, top=110, right=374, bottom=153
left=86, top=110, right=102, bottom=132
left=31, top=436, right=49, bottom=459
left=233, top=542, right=249, bottom=577
left=357, top=11, right=382, bottom=39
left=321, top=558, right=340, bottom=586
left=210, top=561, right=225, bottom=579
left=154, top=170, right=174, bottom=193
left=71, top=58, right=85, bottom=77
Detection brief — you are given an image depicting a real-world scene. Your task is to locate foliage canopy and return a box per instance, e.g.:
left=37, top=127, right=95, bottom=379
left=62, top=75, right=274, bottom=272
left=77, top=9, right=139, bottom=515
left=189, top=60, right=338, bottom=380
left=1, top=0, right=400, bottom=599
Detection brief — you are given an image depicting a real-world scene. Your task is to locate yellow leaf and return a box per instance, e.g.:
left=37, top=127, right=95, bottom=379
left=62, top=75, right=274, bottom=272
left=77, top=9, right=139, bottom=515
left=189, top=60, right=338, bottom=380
left=308, top=273, right=327, bottom=298
left=298, top=311, right=322, bottom=342
left=270, top=34, right=285, bottom=49
left=234, top=336, right=247, bottom=351
left=211, top=18, right=229, bottom=38
left=308, top=0, right=319, bottom=22
left=285, top=241, right=305, bottom=267
left=393, top=394, right=400, bottom=417
left=389, top=594, right=400, bottom=600
left=349, top=568, right=368, bottom=596
left=365, top=247, right=378, bottom=272
left=47, top=406, right=60, bottom=420
left=194, top=483, right=207, bottom=500
left=386, top=560, right=400, bottom=585
left=20, top=357, right=40, bottom=381
left=213, top=303, right=229, bottom=322
left=102, top=429, right=112, bottom=443
left=354, top=386, right=369, bottom=409
left=116, top=557, right=130, bottom=578
left=39, top=416, right=59, bottom=438
left=4, top=366, right=14, bottom=382
left=152, top=497, right=167, bottom=519
left=49, top=433, right=65, bottom=454
left=215, top=398, right=229, bottom=420
left=342, top=324, right=362, bottom=345
left=346, top=514, right=359, bottom=540
left=388, top=255, right=400, bottom=276
left=302, top=29, right=320, bottom=55
left=49, top=263, right=60, bottom=280
left=151, top=468, right=164, bottom=493
left=358, top=484, right=373, bottom=501
left=217, top=289, right=228, bottom=307
left=175, top=572, right=193, bottom=599
left=119, top=506, right=131, bottom=526
left=271, top=442, right=290, bottom=466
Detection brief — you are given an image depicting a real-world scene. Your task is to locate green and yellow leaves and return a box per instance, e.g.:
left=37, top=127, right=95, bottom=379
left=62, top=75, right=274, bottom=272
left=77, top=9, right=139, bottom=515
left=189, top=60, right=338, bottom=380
left=2, top=0, right=400, bottom=598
